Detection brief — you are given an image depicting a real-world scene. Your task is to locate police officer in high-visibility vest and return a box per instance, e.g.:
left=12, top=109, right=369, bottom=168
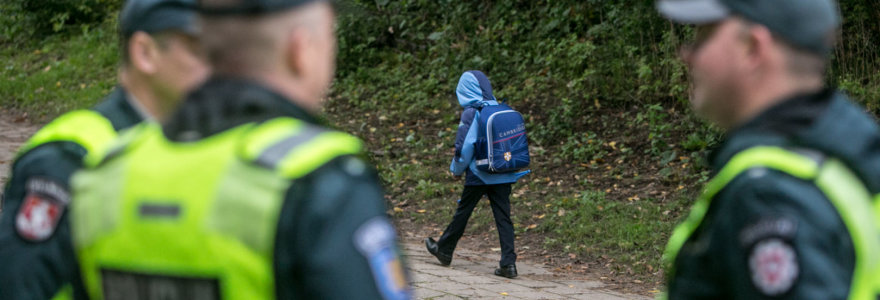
left=0, top=0, right=208, bottom=299
left=657, top=0, right=880, bottom=298
left=69, top=0, right=412, bottom=299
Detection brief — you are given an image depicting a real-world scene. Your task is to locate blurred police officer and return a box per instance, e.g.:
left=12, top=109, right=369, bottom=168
left=0, top=0, right=207, bottom=299
left=69, top=0, right=411, bottom=299
left=657, top=0, right=880, bottom=299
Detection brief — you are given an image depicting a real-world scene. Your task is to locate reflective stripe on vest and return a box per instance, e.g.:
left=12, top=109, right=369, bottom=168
left=663, top=146, right=880, bottom=299
left=16, top=110, right=117, bottom=161
left=71, top=118, right=362, bottom=300
left=50, top=284, right=72, bottom=300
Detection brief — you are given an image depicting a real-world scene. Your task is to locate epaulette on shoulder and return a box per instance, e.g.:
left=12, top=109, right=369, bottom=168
left=239, top=117, right=363, bottom=179
left=17, top=110, right=117, bottom=160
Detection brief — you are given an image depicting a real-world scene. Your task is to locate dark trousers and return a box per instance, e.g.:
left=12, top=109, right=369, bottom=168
left=437, top=183, right=516, bottom=267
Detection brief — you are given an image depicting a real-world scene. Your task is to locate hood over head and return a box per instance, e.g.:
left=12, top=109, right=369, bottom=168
left=456, top=70, right=496, bottom=108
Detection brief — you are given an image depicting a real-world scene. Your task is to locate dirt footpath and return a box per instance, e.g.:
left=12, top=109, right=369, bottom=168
left=0, top=110, right=650, bottom=299
left=0, top=111, right=40, bottom=204
left=402, top=241, right=650, bottom=299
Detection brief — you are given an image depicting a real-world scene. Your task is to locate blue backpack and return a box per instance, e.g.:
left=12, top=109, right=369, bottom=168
left=475, top=101, right=530, bottom=173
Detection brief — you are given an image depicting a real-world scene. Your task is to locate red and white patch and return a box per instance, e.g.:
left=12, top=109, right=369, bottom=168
left=749, top=238, right=799, bottom=296
left=16, top=193, right=63, bottom=242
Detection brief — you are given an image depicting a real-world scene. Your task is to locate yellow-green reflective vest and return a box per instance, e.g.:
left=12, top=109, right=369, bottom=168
left=662, top=146, right=880, bottom=299
left=71, top=117, right=363, bottom=300
left=15, top=109, right=117, bottom=165
left=10, top=109, right=117, bottom=300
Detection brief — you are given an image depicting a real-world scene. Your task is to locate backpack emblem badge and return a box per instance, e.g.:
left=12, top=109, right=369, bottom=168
left=504, top=152, right=512, bottom=161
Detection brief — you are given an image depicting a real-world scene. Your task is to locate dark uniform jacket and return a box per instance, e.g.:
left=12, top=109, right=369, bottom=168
left=71, top=77, right=409, bottom=300
left=669, top=88, right=880, bottom=299
left=0, top=88, right=143, bottom=300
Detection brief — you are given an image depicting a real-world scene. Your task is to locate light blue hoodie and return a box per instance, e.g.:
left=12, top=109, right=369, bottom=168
left=450, top=71, right=530, bottom=185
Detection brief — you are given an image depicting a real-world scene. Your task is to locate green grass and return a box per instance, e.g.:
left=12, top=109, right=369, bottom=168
left=0, top=21, right=117, bottom=117
left=539, top=191, right=688, bottom=278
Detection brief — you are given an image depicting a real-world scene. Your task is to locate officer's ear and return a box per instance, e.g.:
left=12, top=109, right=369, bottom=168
left=284, top=26, right=313, bottom=79
left=128, top=31, right=162, bottom=75
left=739, top=21, right=776, bottom=73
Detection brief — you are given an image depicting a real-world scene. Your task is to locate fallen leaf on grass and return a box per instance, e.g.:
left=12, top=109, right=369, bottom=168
left=416, top=209, right=426, bottom=213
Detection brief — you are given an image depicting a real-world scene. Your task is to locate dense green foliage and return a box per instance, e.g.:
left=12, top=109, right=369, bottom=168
left=334, top=0, right=880, bottom=160
left=834, top=0, right=880, bottom=109
left=2, top=0, right=120, bottom=39
left=336, top=1, right=688, bottom=145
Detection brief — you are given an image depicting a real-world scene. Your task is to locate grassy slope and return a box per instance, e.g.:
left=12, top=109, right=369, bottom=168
left=325, top=91, right=710, bottom=287
left=0, top=21, right=118, bottom=118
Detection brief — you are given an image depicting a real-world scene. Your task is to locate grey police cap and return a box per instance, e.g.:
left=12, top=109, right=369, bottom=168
left=197, top=0, right=327, bottom=15
left=120, top=0, right=199, bottom=37
left=656, top=0, right=840, bottom=55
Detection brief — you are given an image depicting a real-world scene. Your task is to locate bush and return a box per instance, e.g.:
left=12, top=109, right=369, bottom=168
left=334, top=0, right=691, bottom=150
left=334, top=0, right=880, bottom=157
left=2, top=0, right=121, bottom=40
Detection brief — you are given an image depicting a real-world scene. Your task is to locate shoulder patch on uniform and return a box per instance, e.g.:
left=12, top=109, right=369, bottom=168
left=16, top=177, right=70, bottom=242
left=749, top=238, right=799, bottom=296
left=354, top=217, right=411, bottom=300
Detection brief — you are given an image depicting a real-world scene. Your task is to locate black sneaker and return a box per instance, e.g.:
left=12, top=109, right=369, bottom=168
left=424, top=238, right=452, bottom=266
left=494, top=264, right=518, bottom=278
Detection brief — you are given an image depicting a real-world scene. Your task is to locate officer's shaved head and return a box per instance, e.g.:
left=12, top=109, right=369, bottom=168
left=198, top=0, right=337, bottom=111
left=198, top=1, right=328, bottom=76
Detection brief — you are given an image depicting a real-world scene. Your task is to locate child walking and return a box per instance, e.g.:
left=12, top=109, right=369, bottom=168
left=425, top=70, right=529, bottom=278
